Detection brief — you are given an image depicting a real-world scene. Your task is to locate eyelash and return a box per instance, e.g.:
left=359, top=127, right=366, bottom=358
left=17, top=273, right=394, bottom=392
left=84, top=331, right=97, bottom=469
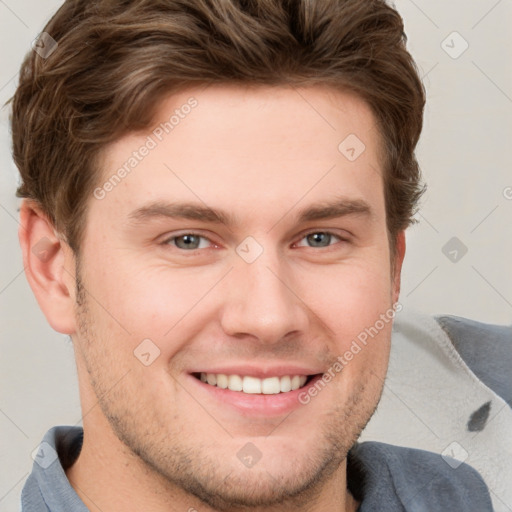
left=161, top=230, right=348, bottom=252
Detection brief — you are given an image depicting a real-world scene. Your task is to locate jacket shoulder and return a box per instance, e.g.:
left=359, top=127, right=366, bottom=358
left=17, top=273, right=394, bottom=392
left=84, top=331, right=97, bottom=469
left=349, top=441, right=494, bottom=511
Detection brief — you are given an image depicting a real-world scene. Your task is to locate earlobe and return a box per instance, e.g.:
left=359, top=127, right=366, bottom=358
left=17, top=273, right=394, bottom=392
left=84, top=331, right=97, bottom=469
left=18, top=200, right=77, bottom=334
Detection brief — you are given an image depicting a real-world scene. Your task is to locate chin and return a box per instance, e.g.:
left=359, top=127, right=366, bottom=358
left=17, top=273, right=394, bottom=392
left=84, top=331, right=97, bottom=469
left=173, top=451, right=342, bottom=512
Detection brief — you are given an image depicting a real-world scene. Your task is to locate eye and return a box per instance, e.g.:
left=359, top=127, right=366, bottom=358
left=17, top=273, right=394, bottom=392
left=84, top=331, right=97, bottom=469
left=161, top=230, right=347, bottom=252
left=295, top=231, right=344, bottom=249
left=163, top=233, right=213, bottom=250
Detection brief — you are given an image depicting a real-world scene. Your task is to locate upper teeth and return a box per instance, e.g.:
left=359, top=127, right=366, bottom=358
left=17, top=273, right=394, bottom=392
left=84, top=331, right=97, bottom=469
left=199, top=373, right=308, bottom=394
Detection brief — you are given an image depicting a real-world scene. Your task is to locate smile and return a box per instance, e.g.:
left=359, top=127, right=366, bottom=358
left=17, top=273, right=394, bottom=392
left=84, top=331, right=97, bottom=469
left=193, top=372, right=316, bottom=394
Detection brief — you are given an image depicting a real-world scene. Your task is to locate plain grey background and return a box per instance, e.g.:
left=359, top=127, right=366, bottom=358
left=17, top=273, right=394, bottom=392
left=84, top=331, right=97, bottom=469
left=1, top=0, right=511, bottom=510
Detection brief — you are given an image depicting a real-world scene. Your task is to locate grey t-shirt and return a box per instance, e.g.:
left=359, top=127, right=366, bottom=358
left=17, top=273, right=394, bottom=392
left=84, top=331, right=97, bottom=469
left=21, top=426, right=494, bottom=511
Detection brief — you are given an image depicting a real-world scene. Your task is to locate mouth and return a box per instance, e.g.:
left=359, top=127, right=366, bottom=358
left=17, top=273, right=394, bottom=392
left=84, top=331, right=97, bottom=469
left=187, top=364, right=328, bottom=416
left=191, top=372, right=320, bottom=395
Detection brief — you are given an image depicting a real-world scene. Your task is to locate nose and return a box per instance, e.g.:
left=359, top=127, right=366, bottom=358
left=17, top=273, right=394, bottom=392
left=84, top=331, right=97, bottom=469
left=219, top=248, right=309, bottom=344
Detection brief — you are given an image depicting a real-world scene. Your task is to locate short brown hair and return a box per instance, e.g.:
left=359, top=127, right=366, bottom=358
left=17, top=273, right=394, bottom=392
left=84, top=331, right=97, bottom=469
left=10, top=0, right=425, bottom=255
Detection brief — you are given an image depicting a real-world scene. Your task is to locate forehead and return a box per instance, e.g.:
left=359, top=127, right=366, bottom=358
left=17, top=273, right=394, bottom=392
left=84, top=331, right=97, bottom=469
left=93, top=84, right=385, bottom=229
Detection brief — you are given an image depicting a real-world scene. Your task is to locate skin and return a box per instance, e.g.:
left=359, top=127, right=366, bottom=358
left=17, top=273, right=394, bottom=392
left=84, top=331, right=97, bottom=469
left=19, top=84, right=405, bottom=512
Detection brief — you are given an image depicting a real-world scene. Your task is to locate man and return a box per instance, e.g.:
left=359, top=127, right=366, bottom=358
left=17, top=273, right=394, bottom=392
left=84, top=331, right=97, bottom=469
left=11, top=0, right=494, bottom=510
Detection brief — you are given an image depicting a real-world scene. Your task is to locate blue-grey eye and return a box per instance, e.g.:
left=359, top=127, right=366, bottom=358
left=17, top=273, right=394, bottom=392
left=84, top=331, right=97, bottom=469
left=298, top=232, right=340, bottom=248
left=172, top=234, right=209, bottom=250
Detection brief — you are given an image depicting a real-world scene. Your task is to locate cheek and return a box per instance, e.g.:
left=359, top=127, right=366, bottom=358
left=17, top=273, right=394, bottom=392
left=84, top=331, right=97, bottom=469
left=302, top=257, right=394, bottom=333
left=81, top=258, right=219, bottom=359
left=298, top=255, right=394, bottom=377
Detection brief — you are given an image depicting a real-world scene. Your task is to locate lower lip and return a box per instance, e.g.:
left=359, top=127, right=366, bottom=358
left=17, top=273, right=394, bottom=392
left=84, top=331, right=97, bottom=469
left=187, top=373, right=324, bottom=416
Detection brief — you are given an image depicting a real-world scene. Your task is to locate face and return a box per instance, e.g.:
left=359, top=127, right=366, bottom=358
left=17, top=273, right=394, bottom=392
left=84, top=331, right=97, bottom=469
left=71, top=84, right=403, bottom=509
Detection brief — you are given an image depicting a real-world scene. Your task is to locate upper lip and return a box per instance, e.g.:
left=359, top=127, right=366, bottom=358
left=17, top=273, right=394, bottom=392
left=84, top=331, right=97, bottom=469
left=188, top=364, right=324, bottom=379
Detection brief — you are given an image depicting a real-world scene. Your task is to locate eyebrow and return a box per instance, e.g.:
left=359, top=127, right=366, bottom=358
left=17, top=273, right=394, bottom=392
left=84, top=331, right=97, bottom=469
left=127, top=196, right=372, bottom=228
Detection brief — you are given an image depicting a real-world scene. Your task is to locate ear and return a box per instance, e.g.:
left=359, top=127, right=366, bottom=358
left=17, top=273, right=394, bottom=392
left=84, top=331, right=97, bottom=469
left=391, top=230, right=406, bottom=304
left=18, top=200, right=77, bottom=334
